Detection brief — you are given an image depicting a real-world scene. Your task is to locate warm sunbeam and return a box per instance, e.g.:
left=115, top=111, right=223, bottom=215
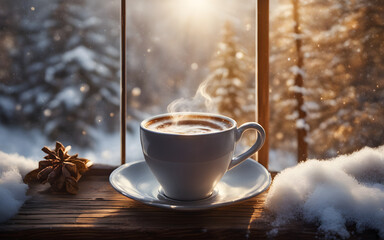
left=163, top=0, right=247, bottom=48
left=165, top=0, right=223, bottom=35
left=172, top=0, right=215, bottom=20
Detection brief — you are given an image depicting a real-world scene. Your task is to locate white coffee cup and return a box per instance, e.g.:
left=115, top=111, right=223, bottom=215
left=140, top=112, right=266, bottom=201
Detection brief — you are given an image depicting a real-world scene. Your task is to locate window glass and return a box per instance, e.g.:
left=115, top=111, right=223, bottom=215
left=0, top=0, right=121, bottom=163
left=269, top=0, right=384, bottom=170
left=0, top=0, right=256, bottom=165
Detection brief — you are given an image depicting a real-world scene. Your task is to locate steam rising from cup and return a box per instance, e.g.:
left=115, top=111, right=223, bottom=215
left=167, top=78, right=216, bottom=114
left=167, top=78, right=217, bottom=124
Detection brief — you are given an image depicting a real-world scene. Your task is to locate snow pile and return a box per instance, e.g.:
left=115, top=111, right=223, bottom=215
left=266, top=146, right=384, bottom=239
left=0, top=151, right=37, bottom=223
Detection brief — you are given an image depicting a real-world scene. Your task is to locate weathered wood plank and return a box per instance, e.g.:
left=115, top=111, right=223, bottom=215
left=0, top=170, right=380, bottom=240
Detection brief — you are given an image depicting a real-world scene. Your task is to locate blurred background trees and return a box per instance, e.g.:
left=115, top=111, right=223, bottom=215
left=0, top=0, right=121, bottom=147
left=203, top=22, right=255, bottom=126
left=270, top=0, right=384, bottom=161
left=0, top=0, right=383, bottom=165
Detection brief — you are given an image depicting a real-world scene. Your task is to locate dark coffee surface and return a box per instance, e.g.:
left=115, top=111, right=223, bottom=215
left=145, top=115, right=232, bottom=135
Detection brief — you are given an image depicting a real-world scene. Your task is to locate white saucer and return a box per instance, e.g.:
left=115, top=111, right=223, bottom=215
left=109, top=159, right=271, bottom=211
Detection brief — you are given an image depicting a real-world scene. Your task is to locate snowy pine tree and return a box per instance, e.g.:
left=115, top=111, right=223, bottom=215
left=0, top=1, right=25, bottom=124
left=203, top=22, right=254, bottom=126
left=291, top=0, right=308, bottom=162
left=270, top=0, right=384, bottom=159
left=269, top=0, right=300, bottom=157
left=303, top=0, right=384, bottom=157
left=9, top=0, right=120, bottom=147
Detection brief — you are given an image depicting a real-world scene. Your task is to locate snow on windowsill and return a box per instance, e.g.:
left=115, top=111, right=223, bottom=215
left=266, top=146, right=384, bottom=239
left=0, top=151, right=37, bottom=223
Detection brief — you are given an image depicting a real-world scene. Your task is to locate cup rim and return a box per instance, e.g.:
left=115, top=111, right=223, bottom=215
left=140, top=112, right=237, bottom=136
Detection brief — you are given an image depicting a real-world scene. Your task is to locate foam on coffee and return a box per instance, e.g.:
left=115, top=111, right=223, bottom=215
left=145, top=115, right=232, bottom=135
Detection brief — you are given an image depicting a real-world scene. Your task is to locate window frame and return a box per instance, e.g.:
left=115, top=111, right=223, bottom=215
left=120, top=0, right=270, bottom=168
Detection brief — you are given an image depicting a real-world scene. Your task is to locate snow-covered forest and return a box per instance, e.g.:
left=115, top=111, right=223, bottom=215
left=269, top=0, right=384, bottom=165
left=0, top=0, right=382, bottom=168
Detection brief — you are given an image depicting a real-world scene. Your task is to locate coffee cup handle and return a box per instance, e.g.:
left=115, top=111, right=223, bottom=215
left=228, top=123, right=266, bottom=170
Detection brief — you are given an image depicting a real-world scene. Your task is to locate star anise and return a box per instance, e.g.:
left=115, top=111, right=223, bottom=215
left=24, top=141, right=90, bottom=194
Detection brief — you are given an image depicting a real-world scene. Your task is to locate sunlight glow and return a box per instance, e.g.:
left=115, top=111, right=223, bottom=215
left=169, top=0, right=216, bottom=28
left=175, top=0, right=214, bottom=18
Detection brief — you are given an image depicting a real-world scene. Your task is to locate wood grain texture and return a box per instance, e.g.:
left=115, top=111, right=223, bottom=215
left=0, top=170, right=380, bottom=240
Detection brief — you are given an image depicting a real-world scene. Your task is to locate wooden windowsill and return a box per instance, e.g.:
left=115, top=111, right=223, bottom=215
left=0, top=165, right=380, bottom=239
